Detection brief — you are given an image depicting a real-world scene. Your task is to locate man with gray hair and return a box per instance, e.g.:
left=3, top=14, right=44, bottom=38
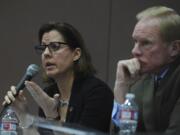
left=112, top=6, right=180, bottom=134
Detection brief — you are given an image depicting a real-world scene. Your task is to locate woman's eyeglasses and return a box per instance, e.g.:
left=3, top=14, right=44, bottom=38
left=34, top=42, right=68, bottom=54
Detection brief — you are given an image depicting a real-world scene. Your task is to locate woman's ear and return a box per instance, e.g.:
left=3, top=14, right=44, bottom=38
left=73, top=48, right=81, bottom=61
left=170, top=40, right=180, bottom=57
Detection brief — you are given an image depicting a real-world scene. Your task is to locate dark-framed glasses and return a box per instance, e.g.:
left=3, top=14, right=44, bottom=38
left=34, top=42, right=68, bottom=54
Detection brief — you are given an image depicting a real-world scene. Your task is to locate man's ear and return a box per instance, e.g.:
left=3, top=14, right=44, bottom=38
left=170, top=40, right=180, bottom=57
left=73, top=48, right=81, bottom=61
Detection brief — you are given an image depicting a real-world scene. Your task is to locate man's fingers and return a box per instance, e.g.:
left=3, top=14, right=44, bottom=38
left=116, top=58, right=141, bottom=82
left=121, top=58, right=140, bottom=76
left=132, top=58, right=140, bottom=74
left=127, top=60, right=138, bottom=75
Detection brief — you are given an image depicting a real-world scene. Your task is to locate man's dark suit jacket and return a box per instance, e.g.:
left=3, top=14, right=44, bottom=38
left=131, top=57, right=180, bottom=134
left=38, top=75, right=114, bottom=133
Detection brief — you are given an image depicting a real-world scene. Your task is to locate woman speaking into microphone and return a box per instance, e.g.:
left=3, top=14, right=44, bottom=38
left=2, top=22, right=113, bottom=133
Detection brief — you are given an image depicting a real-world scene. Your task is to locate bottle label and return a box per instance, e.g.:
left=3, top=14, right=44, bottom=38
left=120, top=109, right=138, bottom=121
left=0, top=122, right=17, bottom=131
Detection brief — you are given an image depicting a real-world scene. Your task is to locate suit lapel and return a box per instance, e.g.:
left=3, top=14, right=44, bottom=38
left=142, top=75, right=155, bottom=131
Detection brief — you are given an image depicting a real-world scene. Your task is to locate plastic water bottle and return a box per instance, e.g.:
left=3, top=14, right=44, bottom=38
left=119, top=93, right=138, bottom=135
left=0, top=107, right=19, bottom=135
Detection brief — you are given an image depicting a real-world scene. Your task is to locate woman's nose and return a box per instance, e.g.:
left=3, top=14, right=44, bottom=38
left=43, top=47, right=52, bottom=56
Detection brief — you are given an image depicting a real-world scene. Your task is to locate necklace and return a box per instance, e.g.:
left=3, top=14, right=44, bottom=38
left=59, top=99, right=69, bottom=107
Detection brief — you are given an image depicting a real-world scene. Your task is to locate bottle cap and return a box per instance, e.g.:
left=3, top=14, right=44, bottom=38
left=125, top=93, right=135, bottom=99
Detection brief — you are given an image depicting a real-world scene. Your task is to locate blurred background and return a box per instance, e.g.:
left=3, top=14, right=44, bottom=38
left=0, top=0, right=179, bottom=115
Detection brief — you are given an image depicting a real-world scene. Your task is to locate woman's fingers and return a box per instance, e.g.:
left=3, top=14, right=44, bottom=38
left=25, top=81, right=51, bottom=107
left=2, top=101, right=6, bottom=106
left=53, top=94, right=60, bottom=101
left=4, top=95, right=11, bottom=104
left=7, top=91, right=16, bottom=101
left=18, top=90, right=26, bottom=101
left=11, top=86, right=17, bottom=95
left=53, top=94, right=60, bottom=109
left=3, top=86, right=17, bottom=105
left=25, top=81, right=44, bottom=97
left=2, top=86, right=26, bottom=106
left=25, top=81, right=60, bottom=118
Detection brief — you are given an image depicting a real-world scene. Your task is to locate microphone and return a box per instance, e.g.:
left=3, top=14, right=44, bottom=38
left=15, top=64, right=40, bottom=94
left=0, top=64, right=40, bottom=114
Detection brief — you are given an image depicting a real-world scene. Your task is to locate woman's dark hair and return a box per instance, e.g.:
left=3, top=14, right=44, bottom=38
left=38, top=22, right=96, bottom=82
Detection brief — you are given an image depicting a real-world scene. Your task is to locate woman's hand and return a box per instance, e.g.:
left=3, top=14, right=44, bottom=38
left=2, top=86, right=27, bottom=117
left=114, top=58, right=141, bottom=103
left=25, top=81, right=60, bottom=119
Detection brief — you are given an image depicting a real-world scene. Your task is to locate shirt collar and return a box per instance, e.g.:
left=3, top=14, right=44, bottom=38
left=154, top=66, right=169, bottom=81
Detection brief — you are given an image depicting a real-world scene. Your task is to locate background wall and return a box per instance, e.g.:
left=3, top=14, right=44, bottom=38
left=0, top=0, right=179, bottom=114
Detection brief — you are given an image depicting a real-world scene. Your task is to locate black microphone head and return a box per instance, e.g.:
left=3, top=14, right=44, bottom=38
left=26, top=64, right=40, bottom=77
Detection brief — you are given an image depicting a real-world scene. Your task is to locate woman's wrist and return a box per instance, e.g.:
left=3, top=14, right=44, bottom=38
left=44, top=104, right=60, bottom=120
left=45, top=110, right=60, bottom=120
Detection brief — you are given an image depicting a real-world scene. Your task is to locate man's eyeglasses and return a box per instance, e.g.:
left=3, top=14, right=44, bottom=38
left=34, top=42, right=68, bottom=54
